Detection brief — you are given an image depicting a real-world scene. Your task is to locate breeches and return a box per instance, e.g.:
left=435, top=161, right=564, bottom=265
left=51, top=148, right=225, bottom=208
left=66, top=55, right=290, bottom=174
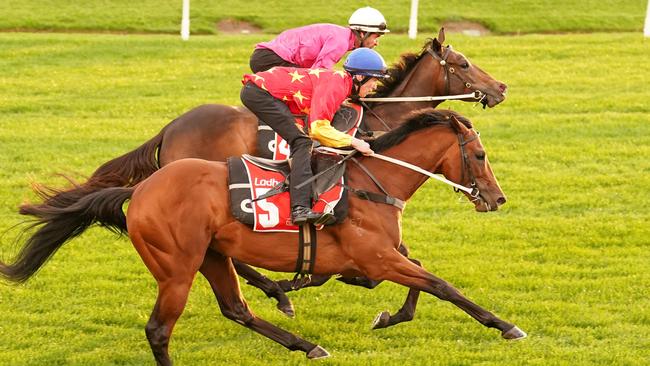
left=249, top=48, right=298, bottom=73
left=240, top=82, right=313, bottom=208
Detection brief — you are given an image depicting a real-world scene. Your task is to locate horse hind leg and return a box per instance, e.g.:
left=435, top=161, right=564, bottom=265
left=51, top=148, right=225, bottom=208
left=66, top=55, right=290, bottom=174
left=145, top=280, right=194, bottom=366
left=199, top=249, right=329, bottom=359
left=130, top=226, right=210, bottom=365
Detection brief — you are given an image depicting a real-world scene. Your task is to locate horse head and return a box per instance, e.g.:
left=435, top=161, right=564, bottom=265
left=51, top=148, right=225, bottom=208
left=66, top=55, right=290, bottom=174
left=441, top=113, right=507, bottom=212
left=428, top=28, right=507, bottom=108
left=367, top=109, right=506, bottom=212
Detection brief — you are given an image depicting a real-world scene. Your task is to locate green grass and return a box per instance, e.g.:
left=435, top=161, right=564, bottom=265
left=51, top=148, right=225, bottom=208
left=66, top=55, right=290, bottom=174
left=1, top=31, right=650, bottom=365
left=0, top=1, right=647, bottom=34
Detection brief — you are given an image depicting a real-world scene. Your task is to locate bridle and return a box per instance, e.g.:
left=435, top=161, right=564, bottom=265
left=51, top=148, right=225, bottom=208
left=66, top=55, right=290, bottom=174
left=454, top=129, right=481, bottom=200
left=359, top=43, right=487, bottom=133
left=427, top=45, right=481, bottom=100
left=313, top=126, right=483, bottom=211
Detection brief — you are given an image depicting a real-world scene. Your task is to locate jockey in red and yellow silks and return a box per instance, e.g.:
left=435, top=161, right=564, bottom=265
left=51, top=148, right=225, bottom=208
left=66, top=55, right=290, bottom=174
left=242, top=67, right=354, bottom=148
left=241, top=48, right=388, bottom=225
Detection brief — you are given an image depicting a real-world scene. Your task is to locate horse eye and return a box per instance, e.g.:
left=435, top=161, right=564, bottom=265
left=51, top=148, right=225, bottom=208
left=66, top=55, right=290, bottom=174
left=475, top=152, right=485, bottom=160
left=461, top=63, right=470, bottom=69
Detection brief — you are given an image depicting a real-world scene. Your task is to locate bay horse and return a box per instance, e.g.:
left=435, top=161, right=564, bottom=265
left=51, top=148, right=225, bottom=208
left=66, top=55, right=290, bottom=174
left=3, top=109, right=526, bottom=364
left=21, top=29, right=508, bottom=322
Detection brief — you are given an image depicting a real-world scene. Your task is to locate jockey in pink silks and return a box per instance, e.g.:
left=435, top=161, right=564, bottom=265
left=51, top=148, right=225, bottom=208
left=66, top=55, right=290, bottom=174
left=249, top=7, right=390, bottom=72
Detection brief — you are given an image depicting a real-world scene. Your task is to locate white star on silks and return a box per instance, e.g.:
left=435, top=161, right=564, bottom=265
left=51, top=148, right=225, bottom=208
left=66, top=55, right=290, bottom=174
left=288, top=70, right=306, bottom=83
left=252, top=74, right=265, bottom=82
left=293, top=90, right=308, bottom=104
left=308, top=69, right=324, bottom=78
left=333, top=70, right=347, bottom=78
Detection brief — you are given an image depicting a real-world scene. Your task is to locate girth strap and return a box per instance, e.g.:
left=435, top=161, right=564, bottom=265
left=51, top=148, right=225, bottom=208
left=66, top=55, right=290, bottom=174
left=295, top=224, right=318, bottom=275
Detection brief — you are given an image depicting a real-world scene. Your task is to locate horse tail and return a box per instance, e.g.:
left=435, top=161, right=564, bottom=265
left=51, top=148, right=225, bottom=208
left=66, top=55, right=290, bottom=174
left=20, top=123, right=167, bottom=215
left=1, top=187, right=133, bottom=283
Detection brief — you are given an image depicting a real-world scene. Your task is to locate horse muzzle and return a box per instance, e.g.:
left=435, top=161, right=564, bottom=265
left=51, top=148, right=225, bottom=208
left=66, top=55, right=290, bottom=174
left=481, top=82, right=508, bottom=108
left=474, top=194, right=506, bottom=212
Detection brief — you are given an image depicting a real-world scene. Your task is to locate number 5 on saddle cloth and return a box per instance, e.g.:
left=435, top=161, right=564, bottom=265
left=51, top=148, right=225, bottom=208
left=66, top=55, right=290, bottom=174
left=227, top=151, right=350, bottom=232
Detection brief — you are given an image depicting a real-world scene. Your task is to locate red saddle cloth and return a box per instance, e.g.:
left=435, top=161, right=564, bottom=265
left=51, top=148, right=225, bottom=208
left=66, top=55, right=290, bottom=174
left=230, top=156, right=346, bottom=232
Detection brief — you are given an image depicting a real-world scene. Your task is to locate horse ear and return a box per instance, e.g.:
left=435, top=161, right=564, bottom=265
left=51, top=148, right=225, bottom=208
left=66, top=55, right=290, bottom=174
left=431, top=28, right=445, bottom=55
left=449, top=114, right=466, bottom=134
left=431, top=37, right=443, bottom=55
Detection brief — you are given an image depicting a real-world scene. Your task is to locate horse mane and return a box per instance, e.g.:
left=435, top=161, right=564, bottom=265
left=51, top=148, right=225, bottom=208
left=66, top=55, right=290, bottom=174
left=369, top=109, right=473, bottom=153
left=369, top=39, right=436, bottom=98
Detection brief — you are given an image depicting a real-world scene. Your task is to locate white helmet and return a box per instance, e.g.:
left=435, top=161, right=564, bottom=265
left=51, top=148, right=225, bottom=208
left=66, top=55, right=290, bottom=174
left=348, top=7, right=390, bottom=33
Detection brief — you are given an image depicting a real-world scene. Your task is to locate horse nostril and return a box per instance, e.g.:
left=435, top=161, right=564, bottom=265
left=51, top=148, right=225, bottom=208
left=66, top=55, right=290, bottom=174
left=496, top=197, right=507, bottom=206
left=499, top=83, right=507, bottom=93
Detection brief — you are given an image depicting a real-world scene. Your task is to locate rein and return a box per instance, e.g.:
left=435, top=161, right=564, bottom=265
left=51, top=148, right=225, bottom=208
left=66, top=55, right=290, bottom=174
left=319, top=129, right=481, bottom=205
left=369, top=152, right=478, bottom=197
left=359, top=90, right=482, bottom=103
left=359, top=100, right=392, bottom=131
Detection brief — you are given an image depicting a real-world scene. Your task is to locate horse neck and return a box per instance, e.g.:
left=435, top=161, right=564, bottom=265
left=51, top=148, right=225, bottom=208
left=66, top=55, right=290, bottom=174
left=365, top=56, right=447, bottom=129
left=353, top=126, right=457, bottom=202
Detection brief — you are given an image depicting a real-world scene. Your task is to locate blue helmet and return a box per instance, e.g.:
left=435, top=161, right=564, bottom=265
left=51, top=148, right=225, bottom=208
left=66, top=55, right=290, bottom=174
left=344, top=48, right=388, bottom=78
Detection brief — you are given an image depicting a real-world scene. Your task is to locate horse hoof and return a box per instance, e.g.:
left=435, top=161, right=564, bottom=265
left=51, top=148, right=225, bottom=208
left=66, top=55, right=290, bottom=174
left=502, top=326, right=527, bottom=340
left=277, top=302, right=295, bottom=318
left=371, top=311, right=390, bottom=330
left=307, top=345, right=330, bottom=359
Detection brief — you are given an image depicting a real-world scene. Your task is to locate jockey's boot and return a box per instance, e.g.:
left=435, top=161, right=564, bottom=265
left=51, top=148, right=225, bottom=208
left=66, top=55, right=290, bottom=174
left=291, top=206, right=334, bottom=226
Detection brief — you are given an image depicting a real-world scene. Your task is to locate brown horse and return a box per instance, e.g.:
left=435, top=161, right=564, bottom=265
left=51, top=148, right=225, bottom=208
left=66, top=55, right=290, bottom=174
left=22, top=29, right=507, bottom=321
left=27, top=28, right=506, bottom=216
left=4, top=110, right=526, bottom=364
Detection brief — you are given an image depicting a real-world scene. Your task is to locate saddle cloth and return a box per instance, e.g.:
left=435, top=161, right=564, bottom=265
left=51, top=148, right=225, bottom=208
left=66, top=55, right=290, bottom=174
left=256, top=103, right=363, bottom=159
left=227, top=152, right=349, bottom=232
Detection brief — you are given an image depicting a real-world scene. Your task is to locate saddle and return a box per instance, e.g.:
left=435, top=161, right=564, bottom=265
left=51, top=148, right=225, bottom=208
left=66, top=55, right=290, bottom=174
left=227, top=149, right=350, bottom=232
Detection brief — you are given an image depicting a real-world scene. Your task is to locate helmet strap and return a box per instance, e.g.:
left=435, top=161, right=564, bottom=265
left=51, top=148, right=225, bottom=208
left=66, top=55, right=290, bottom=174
left=351, top=75, right=373, bottom=95
left=351, top=29, right=369, bottom=48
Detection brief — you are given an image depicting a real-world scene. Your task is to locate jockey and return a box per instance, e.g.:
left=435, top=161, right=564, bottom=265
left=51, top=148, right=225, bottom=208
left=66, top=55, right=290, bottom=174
left=249, top=7, right=389, bottom=72
left=241, top=48, right=388, bottom=225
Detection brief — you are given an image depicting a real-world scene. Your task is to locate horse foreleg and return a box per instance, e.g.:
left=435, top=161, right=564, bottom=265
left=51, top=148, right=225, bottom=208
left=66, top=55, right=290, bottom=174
left=371, top=257, right=422, bottom=330
left=276, top=242, right=410, bottom=292
left=232, top=260, right=295, bottom=317
left=336, top=242, right=410, bottom=289
left=374, top=253, right=526, bottom=340
left=200, top=249, right=330, bottom=359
